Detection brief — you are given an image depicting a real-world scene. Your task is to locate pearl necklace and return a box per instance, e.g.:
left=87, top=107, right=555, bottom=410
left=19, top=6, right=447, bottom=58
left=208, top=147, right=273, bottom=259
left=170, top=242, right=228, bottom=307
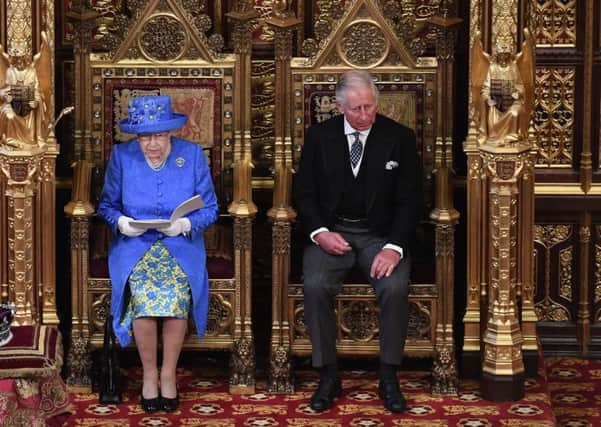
left=144, top=145, right=171, bottom=172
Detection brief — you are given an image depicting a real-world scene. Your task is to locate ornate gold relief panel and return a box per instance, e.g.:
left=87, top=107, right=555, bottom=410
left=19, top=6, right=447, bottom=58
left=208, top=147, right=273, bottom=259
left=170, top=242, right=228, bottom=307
left=593, top=225, right=601, bottom=320
left=531, top=0, right=577, bottom=47
left=533, top=67, right=575, bottom=167
left=251, top=61, right=275, bottom=181
left=534, top=224, right=575, bottom=321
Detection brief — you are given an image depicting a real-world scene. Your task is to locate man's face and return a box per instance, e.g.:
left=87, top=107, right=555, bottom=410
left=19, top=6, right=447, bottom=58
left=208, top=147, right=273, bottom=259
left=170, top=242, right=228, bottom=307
left=337, top=85, right=377, bottom=131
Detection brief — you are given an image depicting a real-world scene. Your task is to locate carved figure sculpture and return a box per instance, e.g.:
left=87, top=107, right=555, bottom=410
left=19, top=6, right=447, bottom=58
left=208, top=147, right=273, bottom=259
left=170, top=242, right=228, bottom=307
left=471, top=29, right=535, bottom=145
left=0, top=32, right=53, bottom=149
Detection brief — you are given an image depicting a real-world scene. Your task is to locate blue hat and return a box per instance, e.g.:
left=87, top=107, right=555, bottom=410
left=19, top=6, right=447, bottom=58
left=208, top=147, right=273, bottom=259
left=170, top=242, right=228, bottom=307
left=119, top=95, right=188, bottom=135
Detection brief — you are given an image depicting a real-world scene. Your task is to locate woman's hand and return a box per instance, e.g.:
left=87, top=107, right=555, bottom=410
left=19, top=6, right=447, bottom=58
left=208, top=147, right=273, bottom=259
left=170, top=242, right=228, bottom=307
left=158, top=218, right=191, bottom=237
left=118, top=216, right=145, bottom=237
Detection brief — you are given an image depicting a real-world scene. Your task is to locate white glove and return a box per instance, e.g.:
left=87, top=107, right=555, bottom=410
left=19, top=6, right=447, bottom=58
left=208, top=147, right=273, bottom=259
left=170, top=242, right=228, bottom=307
left=158, top=218, right=191, bottom=237
left=117, top=216, right=145, bottom=237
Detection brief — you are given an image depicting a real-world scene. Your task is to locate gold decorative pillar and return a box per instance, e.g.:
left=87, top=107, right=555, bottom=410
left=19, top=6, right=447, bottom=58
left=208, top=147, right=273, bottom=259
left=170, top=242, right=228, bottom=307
left=479, top=143, right=528, bottom=401
left=63, top=2, right=98, bottom=388
left=2, top=0, right=60, bottom=326
left=519, top=144, right=538, bottom=374
left=462, top=0, right=487, bottom=377
left=265, top=5, right=300, bottom=394
left=468, top=0, right=537, bottom=400
left=428, top=1, right=461, bottom=395
left=0, top=148, right=44, bottom=325
left=226, top=2, right=258, bottom=394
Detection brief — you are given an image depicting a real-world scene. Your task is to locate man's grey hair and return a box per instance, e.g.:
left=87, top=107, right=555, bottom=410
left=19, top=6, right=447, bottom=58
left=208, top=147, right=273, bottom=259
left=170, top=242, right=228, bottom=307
left=335, top=70, right=379, bottom=107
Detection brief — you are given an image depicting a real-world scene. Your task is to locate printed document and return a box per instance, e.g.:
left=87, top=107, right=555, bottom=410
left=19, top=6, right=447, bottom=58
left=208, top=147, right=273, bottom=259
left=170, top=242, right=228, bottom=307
left=130, top=195, right=203, bottom=229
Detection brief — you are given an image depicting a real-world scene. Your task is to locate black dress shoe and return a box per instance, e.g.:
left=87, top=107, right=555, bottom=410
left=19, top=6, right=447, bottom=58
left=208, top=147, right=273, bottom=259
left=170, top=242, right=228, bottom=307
left=310, top=377, right=342, bottom=412
left=160, top=394, right=179, bottom=412
left=140, top=394, right=161, bottom=413
left=378, top=380, right=407, bottom=413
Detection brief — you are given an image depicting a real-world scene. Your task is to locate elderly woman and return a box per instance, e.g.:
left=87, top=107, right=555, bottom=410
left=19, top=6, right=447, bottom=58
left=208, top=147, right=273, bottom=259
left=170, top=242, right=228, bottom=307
left=98, top=95, right=218, bottom=413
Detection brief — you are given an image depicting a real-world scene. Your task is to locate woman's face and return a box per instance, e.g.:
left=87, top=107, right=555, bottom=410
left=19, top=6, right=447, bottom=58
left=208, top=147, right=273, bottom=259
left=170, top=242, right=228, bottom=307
left=138, top=132, right=170, bottom=164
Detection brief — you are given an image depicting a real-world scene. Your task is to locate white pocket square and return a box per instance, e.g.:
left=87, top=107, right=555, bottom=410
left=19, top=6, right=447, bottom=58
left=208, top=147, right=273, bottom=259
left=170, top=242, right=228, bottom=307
left=385, top=160, right=399, bottom=170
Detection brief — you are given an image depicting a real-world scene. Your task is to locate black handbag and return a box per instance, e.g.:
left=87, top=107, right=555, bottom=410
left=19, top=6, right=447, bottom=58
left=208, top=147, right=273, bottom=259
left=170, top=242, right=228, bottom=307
left=99, top=315, right=122, bottom=404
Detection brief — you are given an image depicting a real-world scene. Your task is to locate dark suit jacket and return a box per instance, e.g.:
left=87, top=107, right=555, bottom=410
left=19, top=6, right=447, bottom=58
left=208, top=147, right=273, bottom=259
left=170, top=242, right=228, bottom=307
left=294, top=113, right=422, bottom=253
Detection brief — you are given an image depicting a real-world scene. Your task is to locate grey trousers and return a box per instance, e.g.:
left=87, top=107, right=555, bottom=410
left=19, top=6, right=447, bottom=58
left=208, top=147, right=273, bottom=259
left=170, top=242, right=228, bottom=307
left=302, top=226, right=411, bottom=368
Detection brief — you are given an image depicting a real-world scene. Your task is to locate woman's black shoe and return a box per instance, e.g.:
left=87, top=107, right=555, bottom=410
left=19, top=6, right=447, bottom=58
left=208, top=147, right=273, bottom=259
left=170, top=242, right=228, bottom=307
left=140, top=394, right=161, bottom=413
left=160, top=394, right=179, bottom=412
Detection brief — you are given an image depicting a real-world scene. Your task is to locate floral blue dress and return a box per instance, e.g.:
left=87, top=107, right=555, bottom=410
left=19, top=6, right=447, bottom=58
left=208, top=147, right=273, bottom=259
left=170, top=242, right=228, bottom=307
left=120, top=241, right=191, bottom=338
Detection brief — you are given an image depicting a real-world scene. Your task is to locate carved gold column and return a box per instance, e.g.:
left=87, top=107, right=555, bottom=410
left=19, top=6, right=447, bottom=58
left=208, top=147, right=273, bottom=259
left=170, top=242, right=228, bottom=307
left=519, top=144, right=538, bottom=374
left=469, top=0, right=537, bottom=400
left=0, top=148, right=44, bottom=325
left=63, top=2, right=99, bottom=388
left=265, top=6, right=300, bottom=394
left=580, top=0, right=593, bottom=192
left=226, top=2, right=258, bottom=394
left=480, top=143, right=528, bottom=401
left=462, top=0, right=488, bottom=377
left=578, top=212, right=591, bottom=356
left=428, top=1, right=461, bottom=395
left=64, top=161, right=94, bottom=388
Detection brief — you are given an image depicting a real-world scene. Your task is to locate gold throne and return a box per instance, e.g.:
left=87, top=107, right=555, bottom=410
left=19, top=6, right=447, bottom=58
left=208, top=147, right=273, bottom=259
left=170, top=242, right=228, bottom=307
left=267, top=0, right=459, bottom=395
left=64, top=2, right=257, bottom=394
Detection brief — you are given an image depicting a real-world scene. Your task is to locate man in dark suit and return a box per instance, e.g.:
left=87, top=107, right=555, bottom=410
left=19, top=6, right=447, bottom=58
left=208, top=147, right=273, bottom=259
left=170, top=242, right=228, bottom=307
left=294, top=70, right=422, bottom=413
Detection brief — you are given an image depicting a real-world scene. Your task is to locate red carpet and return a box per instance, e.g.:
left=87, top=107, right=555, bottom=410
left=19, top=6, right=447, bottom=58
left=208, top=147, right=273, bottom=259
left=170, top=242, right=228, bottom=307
left=63, top=364, right=557, bottom=426
left=547, top=356, right=601, bottom=427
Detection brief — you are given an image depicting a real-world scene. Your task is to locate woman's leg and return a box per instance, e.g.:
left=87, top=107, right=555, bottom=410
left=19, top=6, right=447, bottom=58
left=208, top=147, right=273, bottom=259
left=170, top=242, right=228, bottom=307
left=160, top=317, right=187, bottom=398
left=133, top=317, right=159, bottom=398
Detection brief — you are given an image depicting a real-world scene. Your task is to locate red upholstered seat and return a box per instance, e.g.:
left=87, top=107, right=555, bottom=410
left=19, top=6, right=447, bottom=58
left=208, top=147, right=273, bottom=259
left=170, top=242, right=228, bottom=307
left=0, top=325, right=63, bottom=379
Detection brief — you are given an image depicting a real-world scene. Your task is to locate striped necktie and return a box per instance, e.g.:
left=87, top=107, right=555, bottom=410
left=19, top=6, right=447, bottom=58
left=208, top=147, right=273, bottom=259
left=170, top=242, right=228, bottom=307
left=350, top=131, right=362, bottom=168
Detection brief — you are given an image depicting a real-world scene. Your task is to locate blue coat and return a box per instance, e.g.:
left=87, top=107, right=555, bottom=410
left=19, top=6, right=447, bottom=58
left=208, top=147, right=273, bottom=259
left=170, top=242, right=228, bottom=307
left=97, top=137, right=219, bottom=346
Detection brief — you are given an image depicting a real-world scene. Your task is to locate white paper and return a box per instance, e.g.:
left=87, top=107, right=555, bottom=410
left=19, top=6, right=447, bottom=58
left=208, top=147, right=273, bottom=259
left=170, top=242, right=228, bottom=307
left=130, top=195, right=204, bottom=229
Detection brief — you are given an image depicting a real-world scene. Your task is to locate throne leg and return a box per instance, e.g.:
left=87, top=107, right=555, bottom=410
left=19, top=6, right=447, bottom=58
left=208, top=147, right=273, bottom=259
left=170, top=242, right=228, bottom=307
left=229, top=335, right=256, bottom=394
left=66, top=334, right=93, bottom=388
left=431, top=342, right=458, bottom=395
left=268, top=343, right=293, bottom=394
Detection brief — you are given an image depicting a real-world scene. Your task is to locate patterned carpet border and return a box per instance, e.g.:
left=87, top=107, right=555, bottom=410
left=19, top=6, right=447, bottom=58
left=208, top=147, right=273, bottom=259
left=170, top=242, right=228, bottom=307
left=63, top=364, right=556, bottom=426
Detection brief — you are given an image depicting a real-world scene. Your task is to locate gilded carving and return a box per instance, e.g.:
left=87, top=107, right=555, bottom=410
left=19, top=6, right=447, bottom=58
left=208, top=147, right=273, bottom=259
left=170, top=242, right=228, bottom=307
left=533, top=67, right=574, bottom=166
left=534, top=224, right=572, bottom=247
left=251, top=61, right=275, bottom=177
left=339, top=21, right=389, bottom=68
left=531, top=0, right=577, bottom=47
left=268, top=344, right=293, bottom=394
left=407, top=301, right=431, bottom=341
left=559, top=246, right=573, bottom=301
left=432, top=343, right=458, bottom=395
left=1, top=32, right=53, bottom=149
left=293, top=302, right=308, bottom=339
left=340, top=301, right=379, bottom=342
left=233, top=216, right=253, bottom=250
left=272, top=221, right=291, bottom=255
left=229, top=336, right=256, bottom=389
left=205, top=293, right=233, bottom=336
left=66, top=335, right=92, bottom=387
left=435, top=223, right=455, bottom=257
left=535, top=299, right=570, bottom=321
left=595, top=240, right=601, bottom=305
left=471, top=29, right=535, bottom=146
left=5, top=0, right=32, bottom=60
left=138, top=14, right=188, bottom=62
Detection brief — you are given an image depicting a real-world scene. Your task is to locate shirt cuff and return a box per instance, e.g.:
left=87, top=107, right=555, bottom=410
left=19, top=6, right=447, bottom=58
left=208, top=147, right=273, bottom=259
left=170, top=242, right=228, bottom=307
left=310, top=227, right=329, bottom=244
left=383, top=243, right=404, bottom=259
